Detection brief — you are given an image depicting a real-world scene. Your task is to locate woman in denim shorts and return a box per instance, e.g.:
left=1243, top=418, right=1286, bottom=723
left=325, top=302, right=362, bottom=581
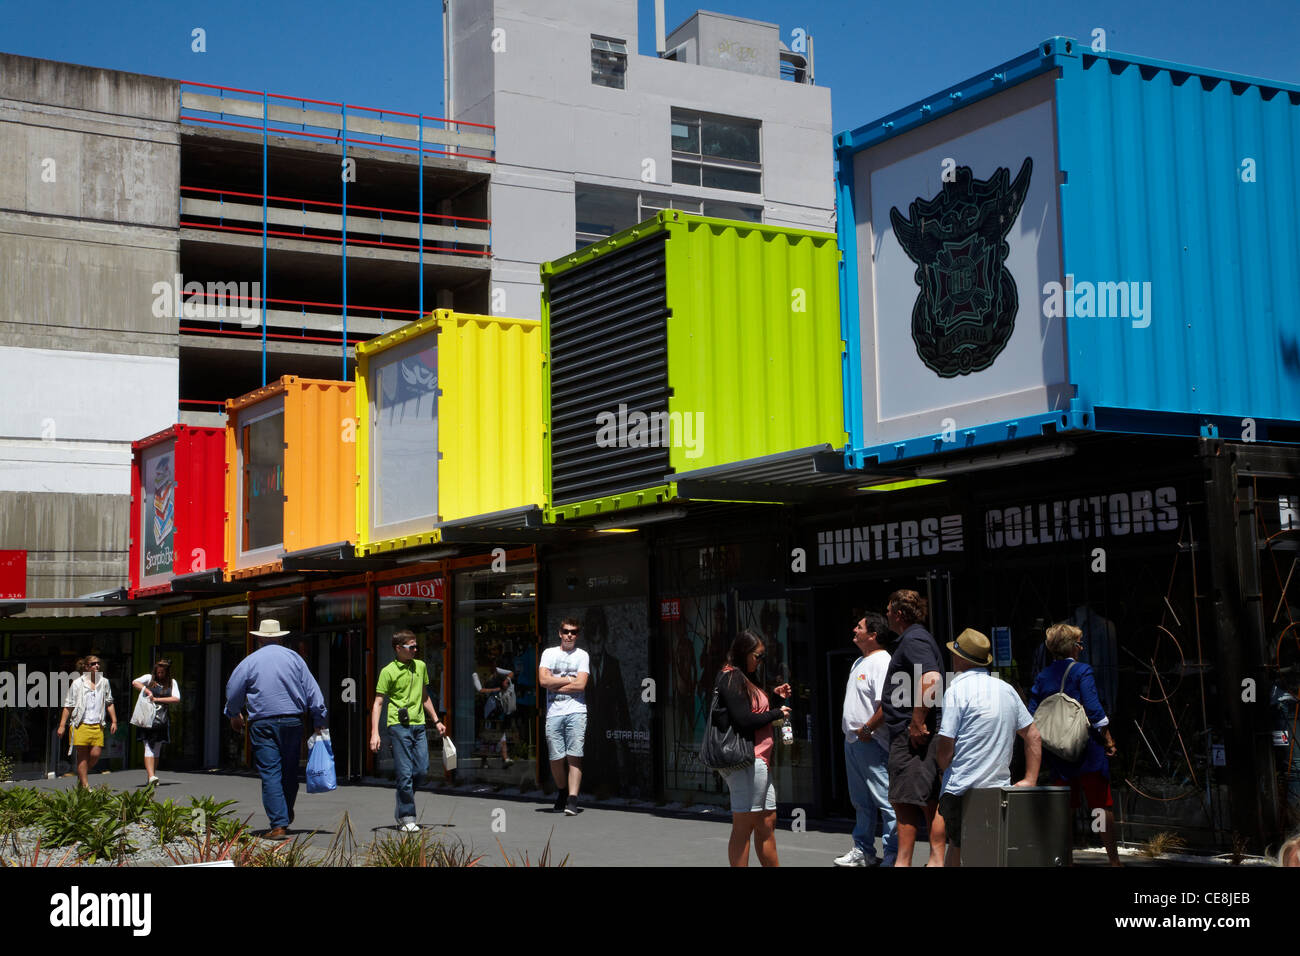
left=714, top=629, right=791, bottom=867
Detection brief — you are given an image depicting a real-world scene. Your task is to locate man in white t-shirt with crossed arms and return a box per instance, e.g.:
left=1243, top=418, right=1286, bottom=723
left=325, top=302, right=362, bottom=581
left=539, top=617, right=590, bottom=815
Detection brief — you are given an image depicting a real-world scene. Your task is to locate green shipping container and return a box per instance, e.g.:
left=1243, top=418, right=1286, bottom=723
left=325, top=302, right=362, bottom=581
left=541, top=211, right=846, bottom=522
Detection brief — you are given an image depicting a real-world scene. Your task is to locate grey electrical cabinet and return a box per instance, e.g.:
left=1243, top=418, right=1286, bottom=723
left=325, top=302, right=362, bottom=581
left=961, top=786, right=1071, bottom=867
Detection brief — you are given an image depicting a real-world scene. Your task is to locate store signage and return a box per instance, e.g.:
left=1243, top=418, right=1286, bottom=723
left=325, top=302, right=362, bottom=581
left=0, top=550, right=25, bottom=599
left=984, top=487, right=1178, bottom=550
left=379, top=578, right=445, bottom=601
left=140, top=444, right=176, bottom=584
left=816, top=514, right=964, bottom=567
left=992, top=626, right=1012, bottom=667
left=660, top=598, right=681, bottom=621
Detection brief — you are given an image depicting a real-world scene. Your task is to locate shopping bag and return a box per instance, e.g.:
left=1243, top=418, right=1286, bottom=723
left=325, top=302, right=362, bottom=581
left=442, top=736, right=457, bottom=772
left=305, top=734, right=337, bottom=793
left=130, top=693, right=158, bottom=729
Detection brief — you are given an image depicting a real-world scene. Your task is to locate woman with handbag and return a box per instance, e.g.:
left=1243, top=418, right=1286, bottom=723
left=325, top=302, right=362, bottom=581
left=131, top=659, right=180, bottom=785
left=713, top=629, right=791, bottom=867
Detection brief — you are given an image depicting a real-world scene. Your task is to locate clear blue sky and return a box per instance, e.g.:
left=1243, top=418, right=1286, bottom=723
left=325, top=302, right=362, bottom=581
left=5, top=0, right=1297, bottom=134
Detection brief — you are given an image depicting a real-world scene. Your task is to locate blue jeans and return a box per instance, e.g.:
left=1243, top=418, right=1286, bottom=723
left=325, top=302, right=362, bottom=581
left=389, top=724, right=428, bottom=823
left=249, top=717, right=302, bottom=829
left=545, top=712, right=587, bottom=758
left=845, top=737, right=898, bottom=863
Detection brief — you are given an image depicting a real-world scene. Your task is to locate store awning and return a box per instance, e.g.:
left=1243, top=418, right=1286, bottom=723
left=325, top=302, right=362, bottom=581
left=670, top=444, right=894, bottom=503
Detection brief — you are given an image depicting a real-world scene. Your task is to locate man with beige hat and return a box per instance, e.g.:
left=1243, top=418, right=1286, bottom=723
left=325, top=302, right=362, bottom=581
left=935, top=628, right=1041, bottom=866
left=225, top=618, right=328, bottom=840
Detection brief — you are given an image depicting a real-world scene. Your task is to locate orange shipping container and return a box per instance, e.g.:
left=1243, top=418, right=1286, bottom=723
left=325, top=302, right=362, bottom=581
left=224, top=376, right=358, bottom=580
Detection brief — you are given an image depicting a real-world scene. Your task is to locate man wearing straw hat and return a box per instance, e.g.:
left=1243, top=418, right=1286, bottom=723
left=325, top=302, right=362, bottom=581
left=225, top=618, right=328, bottom=840
left=935, top=628, right=1041, bottom=867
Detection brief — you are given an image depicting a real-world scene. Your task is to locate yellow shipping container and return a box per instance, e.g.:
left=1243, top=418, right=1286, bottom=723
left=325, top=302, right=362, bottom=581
left=355, top=310, right=543, bottom=554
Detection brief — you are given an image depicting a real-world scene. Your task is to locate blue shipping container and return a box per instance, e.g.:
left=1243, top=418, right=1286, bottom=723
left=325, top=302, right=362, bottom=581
left=836, top=37, right=1300, bottom=468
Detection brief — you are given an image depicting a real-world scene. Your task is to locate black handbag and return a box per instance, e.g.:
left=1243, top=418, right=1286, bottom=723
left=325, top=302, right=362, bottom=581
left=699, top=674, right=755, bottom=771
left=149, top=682, right=170, bottom=727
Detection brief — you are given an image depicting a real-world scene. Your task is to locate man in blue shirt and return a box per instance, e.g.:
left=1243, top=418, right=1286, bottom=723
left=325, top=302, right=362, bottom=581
left=225, top=618, right=328, bottom=840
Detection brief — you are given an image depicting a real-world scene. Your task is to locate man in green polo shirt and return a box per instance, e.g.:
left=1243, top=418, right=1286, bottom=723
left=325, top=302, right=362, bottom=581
left=370, top=629, right=446, bottom=831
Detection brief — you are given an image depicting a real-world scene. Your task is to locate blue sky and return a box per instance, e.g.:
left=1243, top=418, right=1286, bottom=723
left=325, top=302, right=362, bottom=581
left=5, top=0, right=1298, bottom=135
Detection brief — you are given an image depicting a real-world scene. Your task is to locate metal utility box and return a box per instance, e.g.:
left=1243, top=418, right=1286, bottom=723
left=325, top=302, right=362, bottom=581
left=129, top=424, right=226, bottom=596
left=541, top=210, right=846, bottom=522
left=223, top=376, right=357, bottom=579
left=354, top=310, right=544, bottom=555
left=836, top=37, right=1300, bottom=468
left=961, top=785, right=1072, bottom=867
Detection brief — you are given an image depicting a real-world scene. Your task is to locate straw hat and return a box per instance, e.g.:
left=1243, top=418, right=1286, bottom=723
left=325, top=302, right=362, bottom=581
left=250, top=619, right=289, bottom=638
left=947, top=628, right=993, bottom=666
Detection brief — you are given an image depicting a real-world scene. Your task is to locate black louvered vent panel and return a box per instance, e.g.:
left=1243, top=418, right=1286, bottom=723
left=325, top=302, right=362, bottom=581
left=549, top=232, right=671, bottom=505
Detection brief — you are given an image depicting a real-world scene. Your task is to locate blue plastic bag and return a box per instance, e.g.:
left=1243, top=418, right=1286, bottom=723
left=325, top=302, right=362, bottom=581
left=306, top=735, right=337, bottom=794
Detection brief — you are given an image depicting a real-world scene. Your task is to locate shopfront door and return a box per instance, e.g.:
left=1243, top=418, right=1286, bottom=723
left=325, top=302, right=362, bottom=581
left=151, top=644, right=204, bottom=771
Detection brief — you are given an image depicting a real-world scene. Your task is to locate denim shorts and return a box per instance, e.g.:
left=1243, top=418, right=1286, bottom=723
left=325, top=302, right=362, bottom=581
left=720, top=758, right=776, bottom=813
left=545, top=712, right=587, bottom=758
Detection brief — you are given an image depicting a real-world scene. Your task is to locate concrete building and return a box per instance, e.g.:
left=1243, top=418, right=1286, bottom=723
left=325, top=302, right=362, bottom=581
left=0, top=0, right=831, bottom=605
left=450, top=0, right=833, bottom=318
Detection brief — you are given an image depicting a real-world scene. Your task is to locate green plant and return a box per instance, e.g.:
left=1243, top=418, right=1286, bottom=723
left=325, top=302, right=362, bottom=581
left=0, top=834, right=80, bottom=868
left=76, top=815, right=135, bottom=864
left=162, top=816, right=255, bottom=866
left=211, top=814, right=252, bottom=846
left=367, top=829, right=482, bottom=868
left=1140, top=831, right=1187, bottom=858
left=0, top=785, right=44, bottom=826
left=148, top=798, right=193, bottom=844
left=0, top=750, right=14, bottom=782
left=188, top=795, right=239, bottom=832
left=496, top=828, right=569, bottom=867
left=112, top=786, right=156, bottom=826
left=241, top=832, right=320, bottom=868
left=319, top=811, right=359, bottom=867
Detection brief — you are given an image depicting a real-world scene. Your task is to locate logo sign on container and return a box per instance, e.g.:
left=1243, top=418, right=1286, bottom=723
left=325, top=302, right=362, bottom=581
left=851, top=77, right=1068, bottom=449
left=660, top=598, right=681, bottom=621
left=992, top=626, right=1012, bottom=667
left=0, top=550, right=26, bottom=599
left=139, top=442, right=176, bottom=588
left=378, top=578, right=445, bottom=602
left=815, top=513, right=964, bottom=568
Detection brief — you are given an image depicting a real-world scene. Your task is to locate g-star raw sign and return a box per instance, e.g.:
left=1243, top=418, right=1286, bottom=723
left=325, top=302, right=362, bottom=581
left=985, top=487, right=1178, bottom=550
left=817, top=514, right=964, bottom=567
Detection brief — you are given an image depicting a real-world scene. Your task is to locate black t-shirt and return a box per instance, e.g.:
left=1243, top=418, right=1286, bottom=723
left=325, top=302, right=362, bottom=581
left=881, top=623, right=944, bottom=735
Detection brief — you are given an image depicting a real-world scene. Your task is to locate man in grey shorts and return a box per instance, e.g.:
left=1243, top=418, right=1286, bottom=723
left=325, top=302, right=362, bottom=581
left=539, top=618, right=590, bottom=815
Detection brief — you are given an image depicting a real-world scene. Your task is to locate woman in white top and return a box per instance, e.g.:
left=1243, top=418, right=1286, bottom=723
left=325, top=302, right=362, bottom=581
left=132, top=659, right=180, bottom=785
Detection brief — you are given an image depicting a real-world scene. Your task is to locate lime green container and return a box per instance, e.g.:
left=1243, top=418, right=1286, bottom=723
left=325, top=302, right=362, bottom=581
left=541, top=211, right=846, bottom=522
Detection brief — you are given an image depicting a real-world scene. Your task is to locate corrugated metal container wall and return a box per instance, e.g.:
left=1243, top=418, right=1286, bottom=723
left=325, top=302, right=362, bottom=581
left=355, top=311, right=543, bottom=554
left=223, top=377, right=356, bottom=579
left=835, top=37, right=1300, bottom=468
left=1057, top=51, right=1300, bottom=423
left=665, top=214, right=845, bottom=469
left=542, top=211, right=846, bottom=519
left=438, top=313, right=543, bottom=524
left=129, top=424, right=225, bottom=597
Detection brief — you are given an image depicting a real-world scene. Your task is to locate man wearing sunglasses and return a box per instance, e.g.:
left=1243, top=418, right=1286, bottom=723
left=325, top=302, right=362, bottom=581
left=539, top=619, right=590, bottom=815
left=57, top=655, right=117, bottom=788
left=371, top=629, right=447, bottom=832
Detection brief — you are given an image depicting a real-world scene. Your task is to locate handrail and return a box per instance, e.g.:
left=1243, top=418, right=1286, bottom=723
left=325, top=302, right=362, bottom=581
left=179, top=291, right=425, bottom=318
left=177, top=219, right=491, bottom=256
left=180, top=185, right=490, bottom=225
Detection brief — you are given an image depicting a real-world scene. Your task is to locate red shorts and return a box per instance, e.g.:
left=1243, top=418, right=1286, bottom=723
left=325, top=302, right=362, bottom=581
left=1055, top=772, right=1112, bottom=810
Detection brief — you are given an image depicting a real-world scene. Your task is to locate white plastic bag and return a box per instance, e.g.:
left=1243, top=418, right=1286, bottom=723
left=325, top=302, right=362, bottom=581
left=442, top=736, right=457, bottom=772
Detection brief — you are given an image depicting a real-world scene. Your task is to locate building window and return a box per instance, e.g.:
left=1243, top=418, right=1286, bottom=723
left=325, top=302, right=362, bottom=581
left=671, top=109, right=761, bottom=194
left=575, top=185, right=762, bottom=249
left=591, top=36, right=627, bottom=89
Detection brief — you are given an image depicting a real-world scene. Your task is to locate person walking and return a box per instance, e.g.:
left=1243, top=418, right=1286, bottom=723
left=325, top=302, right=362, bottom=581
left=539, top=618, right=590, bottom=815
left=56, top=653, right=117, bottom=788
left=1028, top=621, right=1121, bottom=866
left=224, top=619, right=328, bottom=840
left=370, top=629, right=447, bottom=831
left=835, top=612, right=897, bottom=867
left=934, top=629, right=1042, bottom=867
left=880, top=589, right=947, bottom=867
left=132, top=659, right=180, bottom=785
left=714, top=629, right=791, bottom=867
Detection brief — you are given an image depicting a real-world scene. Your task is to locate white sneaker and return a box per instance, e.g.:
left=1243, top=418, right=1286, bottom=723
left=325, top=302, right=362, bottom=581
left=834, top=846, right=868, bottom=867
left=399, top=821, right=421, bottom=833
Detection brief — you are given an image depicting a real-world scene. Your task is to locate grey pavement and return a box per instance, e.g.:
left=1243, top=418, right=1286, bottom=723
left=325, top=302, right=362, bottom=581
left=15, top=770, right=878, bottom=867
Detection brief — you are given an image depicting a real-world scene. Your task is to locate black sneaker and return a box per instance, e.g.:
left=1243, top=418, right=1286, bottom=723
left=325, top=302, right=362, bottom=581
left=564, top=795, right=578, bottom=816
left=554, top=790, right=567, bottom=813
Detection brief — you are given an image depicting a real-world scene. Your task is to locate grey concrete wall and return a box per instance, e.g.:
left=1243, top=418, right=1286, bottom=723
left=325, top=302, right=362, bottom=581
left=0, top=54, right=181, bottom=602
left=668, top=11, right=781, bottom=79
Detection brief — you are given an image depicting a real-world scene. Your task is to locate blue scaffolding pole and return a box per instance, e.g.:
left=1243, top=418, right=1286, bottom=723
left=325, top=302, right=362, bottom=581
left=341, top=108, right=348, bottom=380
left=261, top=92, right=269, bottom=387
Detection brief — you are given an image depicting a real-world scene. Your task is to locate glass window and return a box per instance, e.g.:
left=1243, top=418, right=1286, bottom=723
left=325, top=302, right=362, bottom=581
left=670, top=117, right=699, bottom=153
left=591, top=35, right=627, bottom=90
left=702, top=167, right=761, bottom=193
left=375, top=578, right=447, bottom=776
left=671, top=162, right=701, bottom=187
left=242, top=411, right=284, bottom=552
left=671, top=109, right=762, bottom=195
left=702, top=118, right=760, bottom=164
left=575, top=185, right=639, bottom=247
left=701, top=200, right=762, bottom=223
left=371, top=338, right=438, bottom=536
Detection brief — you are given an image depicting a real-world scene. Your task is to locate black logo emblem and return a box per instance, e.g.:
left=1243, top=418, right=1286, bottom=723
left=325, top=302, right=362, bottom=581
left=890, top=158, right=1033, bottom=377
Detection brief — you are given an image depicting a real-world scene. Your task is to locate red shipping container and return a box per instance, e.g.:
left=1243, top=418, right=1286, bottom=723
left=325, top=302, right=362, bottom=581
left=129, top=425, right=226, bottom=597
left=0, top=550, right=25, bottom=599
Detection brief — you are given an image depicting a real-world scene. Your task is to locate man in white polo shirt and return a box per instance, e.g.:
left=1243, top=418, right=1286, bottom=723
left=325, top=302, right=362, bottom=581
left=935, top=628, right=1042, bottom=867
left=835, top=611, right=897, bottom=867
left=539, top=617, right=590, bottom=816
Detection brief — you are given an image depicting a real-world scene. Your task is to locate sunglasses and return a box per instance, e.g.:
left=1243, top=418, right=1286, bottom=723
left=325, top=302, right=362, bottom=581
left=560, top=628, right=579, bottom=636
left=400, top=643, right=418, bottom=651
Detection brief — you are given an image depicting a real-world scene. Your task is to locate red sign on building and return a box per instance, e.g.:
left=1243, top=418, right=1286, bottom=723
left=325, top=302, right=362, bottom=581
left=378, top=578, right=445, bottom=602
left=660, top=598, right=681, bottom=621
left=0, top=550, right=27, bottom=599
